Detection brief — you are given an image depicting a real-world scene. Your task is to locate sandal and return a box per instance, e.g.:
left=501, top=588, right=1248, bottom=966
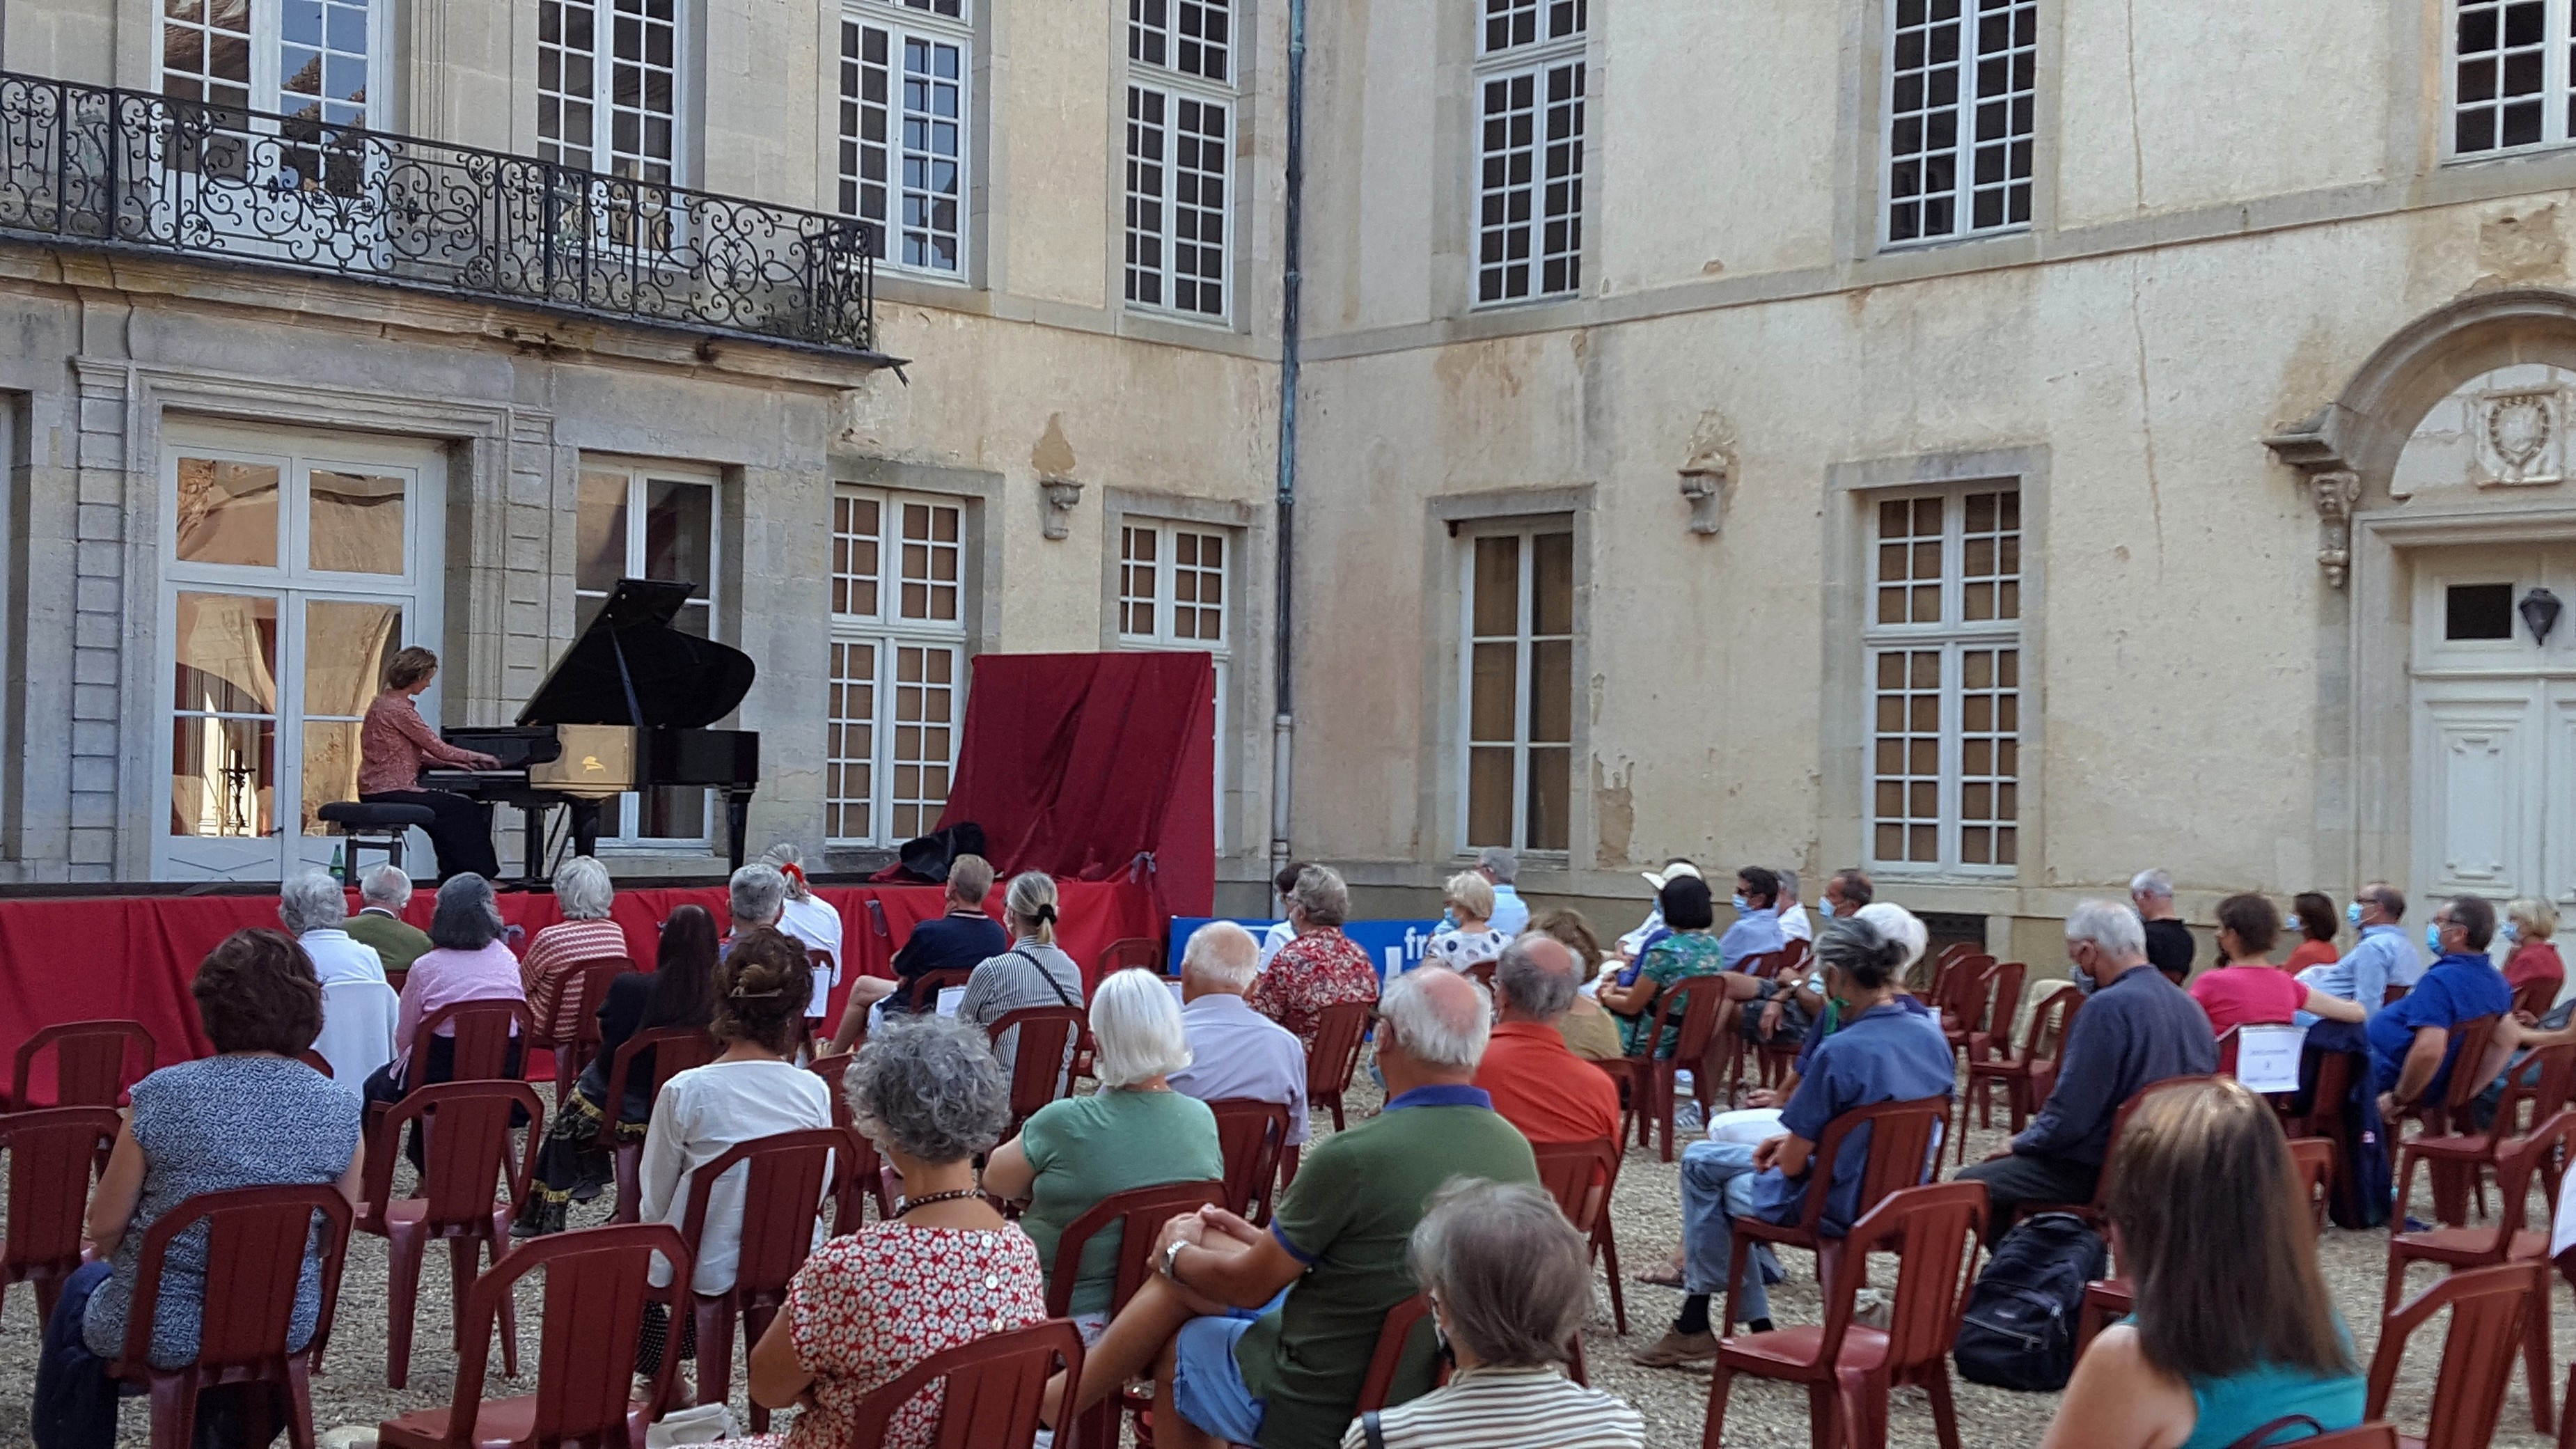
left=1635, top=1262, right=1686, bottom=1287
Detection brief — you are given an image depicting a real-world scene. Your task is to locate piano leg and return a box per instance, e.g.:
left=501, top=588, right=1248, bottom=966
left=519, top=803, right=547, bottom=890
left=570, top=800, right=601, bottom=859
left=723, top=789, right=753, bottom=872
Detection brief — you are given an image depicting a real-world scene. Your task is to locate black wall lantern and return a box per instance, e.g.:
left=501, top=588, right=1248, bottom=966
left=2523, top=587, right=2563, bottom=645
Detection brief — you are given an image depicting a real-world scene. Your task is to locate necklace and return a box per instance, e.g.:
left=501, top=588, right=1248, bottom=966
left=895, top=1186, right=982, bottom=1217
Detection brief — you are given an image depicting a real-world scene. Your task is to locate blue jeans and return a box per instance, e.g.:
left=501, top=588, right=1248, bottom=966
left=1680, top=1140, right=1783, bottom=1326
left=33, top=1259, right=284, bottom=1449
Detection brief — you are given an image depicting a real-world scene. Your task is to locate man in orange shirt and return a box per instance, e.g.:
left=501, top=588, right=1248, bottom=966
left=1474, top=934, right=1624, bottom=1144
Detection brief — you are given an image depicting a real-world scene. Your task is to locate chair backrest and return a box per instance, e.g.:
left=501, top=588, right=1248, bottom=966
left=1777, top=937, right=1814, bottom=976
left=1654, top=973, right=1733, bottom=1063
left=366, top=1079, right=544, bottom=1232
left=313, top=977, right=400, bottom=1085
left=2020, top=984, right=2084, bottom=1062
left=1096, top=937, right=1163, bottom=978
left=2511, top=976, right=2559, bottom=1020
left=114, top=1185, right=353, bottom=1374
left=416, top=998, right=535, bottom=1081
left=808, top=1051, right=858, bottom=1130
left=1981, top=961, right=2028, bottom=1038
left=2384, top=982, right=2410, bottom=1007
left=1942, top=957, right=2002, bottom=1036
left=1307, top=1000, right=1374, bottom=1095
left=842, top=1318, right=1083, bottom=1449
left=1207, top=1098, right=1291, bottom=1221
left=1045, top=1179, right=1226, bottom=1319
left=1820, top=1180, right=1988, bottom=1375
left=2497, top=1043, right=2576, bottom=1136
left=2093, top=1075, right=2220, bottom=1209
left=1529, top=1137, right=1620, bottom=1235
left=2286, top=1135, right=2337, bottom=1229
left=1355, top=1293, right=1442, bottom=1413
left=1789, top=1095, right=1953, bottom=1232
left=446, top=1223, right=692, bottom=1449
left=0, top=1106, right=119, bottom=1281
left=2364, top=1261, right=2545, bottom=1449
left=559, top=957, right=634, bottom=1044
left=987, top=1005, right=1085, bottom=1121
left=10, top=1019, right=155, bottom=1109
left=679, top=1127, right=852, bottom=1301
left=907, top=967, right=975, bottom=1012
left=597, top=1026, right=719, bottom=1149
left=2435, top=1014, right=2505, bottom=1114
left=297, top=1049, right=333, bottom=1077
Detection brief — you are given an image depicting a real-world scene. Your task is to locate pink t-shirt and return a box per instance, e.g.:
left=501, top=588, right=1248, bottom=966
left=2188, top=964, right=2307, bottom=1035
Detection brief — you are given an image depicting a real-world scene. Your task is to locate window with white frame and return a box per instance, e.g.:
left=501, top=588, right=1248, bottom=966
left=1124, top=0, right=1234, bottom=319
left=1460, top=526, right=1572, bottom=854
left=538, top=0, right=684, bottom=248
left=1118, top=520, right=1232, bottom=836
left=1473, top=0, right=1586, bottom=306
left=574, top=464, right=719, bottom=843
left=159, top=0, right=385, bottom=126
left=838, top=1, right=971, bottom=276
left=1883, top=0, right=2034, bottom=245
left=1866, top=488, right=2020, bottom=872
left=2451, top=0, right=2576, bottom=155
left=827, top=489, right=970, bottom=846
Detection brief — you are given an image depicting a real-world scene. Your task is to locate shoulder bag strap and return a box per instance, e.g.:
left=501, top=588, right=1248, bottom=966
left=1009, top=946, right=1081, bottom=1008
left=1360, top=1410, right=1388, bottom=1449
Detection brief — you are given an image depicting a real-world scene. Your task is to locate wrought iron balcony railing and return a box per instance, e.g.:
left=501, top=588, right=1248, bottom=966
left=0, top=70, right=880, bottom=357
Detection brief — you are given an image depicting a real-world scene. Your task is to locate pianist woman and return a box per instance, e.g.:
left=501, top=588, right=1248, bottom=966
left=359, top=646, right=505, bottom=882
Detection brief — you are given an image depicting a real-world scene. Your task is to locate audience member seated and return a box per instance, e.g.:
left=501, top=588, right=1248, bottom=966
left=280, top=868, right=387, bottom=987
left=1058, top=966, right=1539, bottom=1449
left=1475, top=934, right=1623, bottom=1145
left=1633, top=914, right=1954, bottom=1366
left=32, top=930, right=364, bottom=1449
left=1424, top=871, right=1508, bottom=973
left=1339, top=1179, right=1646, bottom=1449
left=984, top=968, right=1223, bottom=1340
left=1597, top=873, right=1728, bottom=1056
left=635, top=930, right=834, bottom=1377
left=766, top=842, right=843, bottom=1033
left=1615, top=859, right=1698, bottom=962
left=2188, top=893, right=2364, bottom=1035
left=1532, top=909, right=1627, bottom=1061
left=1957, top=900, right=2217, bottom=1239
left=1477, top=846, right=1532, bottom=937
left=2039, top=1079, right=2363, bottom=1449
left=1821, top=867, right=1874, bottom=920
left=2504, top=895, right=2566, bottom=1015
left=726, top=861, right=791, bottom=944
left=1248, top=863, right=1381, bottom=1049
left=1741, top=902, right=1934, bottom=1113
left=2371, top=894, right=2515, bottom=1125
left=741, top=1017, right=1048, bottom=1448
left=340, top=863, right=433, bottom=977
left=362, top=873, right=526, bottom=1124
left=1168, top=921, right=1311, bottom=1151
left=2298, top=882, right=2421, bottom=1017
left=2130, top=868, right=2195, bottom=985
left=1258, top=860, right=1310, bottom=971
left=830, top=854, right=1002, bottom=1049
left=2283, top=892, right=2341, bottom=976
left=958, top=872, right=1086, bottom=1081
left=513, top=904, right=721, bottom=1237
left=520, top=855, right=627, bottom=1044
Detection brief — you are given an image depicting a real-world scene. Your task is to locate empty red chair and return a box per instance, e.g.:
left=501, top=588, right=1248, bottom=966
left=359, top=1079, right=541, bottom=1389
left=1306, top=999, right=1374, bottom=1133
left=107, top=1186, right=354, bottom=1449
left=1096, top=937, right=1163, bottom=977
left=1967, top=983, right=2082, bottom=1136
left=597, top=1026, right=719, bottom=1223
left=1208, top=1097, right=1291, bottom=1224
left=1049, top=1179, right=1226, bottom=1449
left=10, top=1019, right=155, bottom=1109
left=986, top=1005, right=1086, bottom=1138
left=2385, top=1110, right=2573, bottom=1432
left=1531, top=1136, right=1627, bottom=1333
left=1632, top=973, right=1733, bottom=1162
left=0, top=1106, right=119, bottom=1325
left=1727, top=1096, right=1951, bottom=1331
left=2365, top=1260, right=2546, bottom=1449
left=1704, top=1181, right=1986, bottom=1449
left=840, top=1319, right=1083, bottom=1449
left=377, top=1223, right=693, bottom=1449
left=680, top=1127, right=857, bottom=1427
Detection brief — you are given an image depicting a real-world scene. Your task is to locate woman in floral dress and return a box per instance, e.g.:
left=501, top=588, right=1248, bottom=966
left=741, top=1016, right=1047, bottom=1449
left=1248, top=863, right=1380, bottom=1047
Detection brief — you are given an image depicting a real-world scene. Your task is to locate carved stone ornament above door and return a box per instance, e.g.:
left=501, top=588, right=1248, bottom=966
left=2474, top=385, right=2564, bottom=486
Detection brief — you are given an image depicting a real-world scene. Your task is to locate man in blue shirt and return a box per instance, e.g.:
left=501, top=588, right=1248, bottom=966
left=2371, top=894, right=2515, bottom=1120
left=2300, top=882, right=2423, bottom=1017
left=1477, top=846, right=1530, bottom=936
left=1717, top=866, right=1789, bottom=970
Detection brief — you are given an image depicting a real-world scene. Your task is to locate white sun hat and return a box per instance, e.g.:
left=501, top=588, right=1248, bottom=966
left=1642, top=860, right=1702, bottom=891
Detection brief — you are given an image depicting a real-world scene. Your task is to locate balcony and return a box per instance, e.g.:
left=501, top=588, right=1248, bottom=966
left=0, top=70, right=881, bottom=359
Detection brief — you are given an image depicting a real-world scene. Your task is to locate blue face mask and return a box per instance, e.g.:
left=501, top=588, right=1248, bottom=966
left=2071, top=964, right=2098, bottom=997
left=2503, top=921, right=2522, bottom=944
left=2284, top=914, right=2303, bottom=934
left=2347, top=901, right=2366, bottom=927
left=2426, top=923, right=2444, bottom=955
left=1731, top=894, right=1750, bottom=912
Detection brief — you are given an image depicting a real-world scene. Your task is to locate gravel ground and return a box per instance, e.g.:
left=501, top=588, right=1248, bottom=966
left=1, top=1061, right=2568, bottom=1449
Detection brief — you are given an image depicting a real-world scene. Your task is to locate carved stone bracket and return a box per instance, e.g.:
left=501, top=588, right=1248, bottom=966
left=1678, top=409, right=1736, bottom=535
left=2310, top=470, right=2360, bottom=589
left=1039, top=478, right=1083, bottom=540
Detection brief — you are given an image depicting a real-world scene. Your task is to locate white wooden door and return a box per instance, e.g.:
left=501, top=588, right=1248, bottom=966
left=2411, top=546, right=2576, bottom=908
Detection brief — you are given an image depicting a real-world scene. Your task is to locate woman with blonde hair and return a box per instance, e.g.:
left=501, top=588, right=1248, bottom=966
left=958, top=872, right=1085, bottom=1079
left=2504, top=896, right=2566, bottom=1015
left=1425, top=870, right=1508, bottom=973
left=2039, top=1079, right=2362, bottom=1449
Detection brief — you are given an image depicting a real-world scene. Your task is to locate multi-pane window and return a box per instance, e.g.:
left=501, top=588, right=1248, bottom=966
left=160, top=0, right=381, bottom=125
left=839, top=2, right=971, bottom=276
left=1867, top=489, right=2022, bottom=871
left=1884, top=0, right=2034, bottom=245
left=1474, top=0, right=1587, bottom=305
left=1125, top=0, right=1233, bottom=319
left=1119, top=522, right=1232, bottom=835
left=828, top=489, right=969, bottom=846
left=574, top=464, right=718, bottom=843
left=1461, top=527, right=1573, bottom=854
left=538, top=0, right=681, bottom=252
left=2451, top=0, right=2576, bottom=154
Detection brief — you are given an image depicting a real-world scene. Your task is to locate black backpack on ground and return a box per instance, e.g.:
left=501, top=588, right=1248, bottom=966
left=1952, top=1211, right=2107, bottom=1392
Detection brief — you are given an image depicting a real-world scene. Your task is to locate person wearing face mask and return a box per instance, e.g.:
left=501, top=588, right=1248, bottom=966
left=2501, top=898, right=2566, bottom=1017
left=2188, top=894, right=2366, bottom=1036
left=2295, top=882, right=2422, bottom=1017
left=2282, top=892, right=2342, bottom=976
left=2370, top=896, right=2515, bottom=1126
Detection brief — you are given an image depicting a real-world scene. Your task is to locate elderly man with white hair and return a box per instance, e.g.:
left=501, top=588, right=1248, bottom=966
left=280, top=868, right=384, bottom=986
left=1956, top=899, right=2217, bottom=1240
left=1477, top=845, right=1532, bottom=936
left=340, top=863, right=433, bottom=977
left=2129, top=868, right=2195, bottom=984
left=727, top=861, right=790, bottom=941
left=1475, top=934, right=1622, bottom=1146
left=1055, top=966, right=1539, bottom=1449
left=1167, top=921, right=1310, bottom=1149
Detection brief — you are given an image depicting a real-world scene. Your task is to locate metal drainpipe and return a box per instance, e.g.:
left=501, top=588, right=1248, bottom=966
left=1269, top=0, right=1307, bottom=897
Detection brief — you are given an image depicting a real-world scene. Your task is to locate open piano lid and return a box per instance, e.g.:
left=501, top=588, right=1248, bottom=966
left=517, top=577, right=756, bottom=728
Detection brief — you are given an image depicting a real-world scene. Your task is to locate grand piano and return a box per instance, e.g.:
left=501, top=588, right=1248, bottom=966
left=423, top=578, right=761, bottom=884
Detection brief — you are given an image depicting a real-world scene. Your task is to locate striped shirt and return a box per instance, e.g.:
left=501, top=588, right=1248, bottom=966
left=1338, top=1367, right=1646, bottom=1449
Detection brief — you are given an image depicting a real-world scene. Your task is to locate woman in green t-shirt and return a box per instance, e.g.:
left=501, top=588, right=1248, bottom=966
left=982, top=967, right=1225, bottom=1336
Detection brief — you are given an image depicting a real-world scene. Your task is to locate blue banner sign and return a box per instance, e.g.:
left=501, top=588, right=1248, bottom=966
left=1166, top=918, right=1448, bottom=979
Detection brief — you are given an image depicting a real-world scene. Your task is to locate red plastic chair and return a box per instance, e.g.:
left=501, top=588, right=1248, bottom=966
left=376, top=1223, right=692, bottom=1449
left=2514, top=976, right=2561, bottom=1021
left=906, top=966, right=975, bottom=1014
left=1705, top=1180, right=1986, bottom=1449
left=1208, top=1097, right=1291, bottom=1224
left=2011, top=1075, right=2220, bottom=1230
left=411, top=998, right=536, bottom=1084
left=2385, top=1110, right=2573, bottom=1432
left=109, top=1186, right=354, bottom=1449
left=806, top=1053, right=898, bottom=1226
left=2365, top=1261, right=2546, bottom=1449
left=987, top=1005, right=1086, bottom=1138
left=533, top=957, right=632, bottom=1098
left=1307, top=998, right=1375, bottom=1133
left=296, top=1050, right=333, bottom=1078
left=0, top=1106, right=119, bottom=1326
left=1049, top=1179, right=1227, bottom=1449
left=1096, top=937, right=1163, bottom=977
left=1591, top=1055, right=1650, bottom=1152
left=2299, top=1428, right=2399, bottom=1448
left=9, top=1018, right=155, bottom=1109
left=597, top=1026, right=720, bottom=1223
left=2388, top=1015, right=2505, bottom=1148
left=2290, top=1134, right=2338, bottom=1229
left=1727, top=1095, right=1952, bottom=1332
left=2401, top=1042, right=2576, bottom=1228
left=680, top=1127, right=858, bottom=1428
left=1967, top=984, right=2082, bottom=1136
left=840, top=1318, right=1083, bottom=1449
left=1631, top=973, right=1733, bottom=1161
left=2080, top=1133, right=2341, bottom=1355
left=359, top=1079, right=541, bottom=1389
left=1532, top=1136, right=1627, bottom=1333
left=1354, top=1293, right=1588, bottom=1413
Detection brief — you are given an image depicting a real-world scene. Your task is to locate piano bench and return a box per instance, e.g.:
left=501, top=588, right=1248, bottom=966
left=315, top=802, right=436, bottom=879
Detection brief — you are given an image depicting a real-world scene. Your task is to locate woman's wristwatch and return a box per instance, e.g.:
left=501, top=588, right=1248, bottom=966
left=1161, top=1238, right=1188, bottom=1282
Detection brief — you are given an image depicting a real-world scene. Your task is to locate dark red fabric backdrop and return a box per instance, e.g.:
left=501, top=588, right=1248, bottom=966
left=0, top=879, right=1156, bottom=1095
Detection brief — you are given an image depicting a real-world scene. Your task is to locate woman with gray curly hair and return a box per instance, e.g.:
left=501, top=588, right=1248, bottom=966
left=744, top=1016, right=1051, bottom=1445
